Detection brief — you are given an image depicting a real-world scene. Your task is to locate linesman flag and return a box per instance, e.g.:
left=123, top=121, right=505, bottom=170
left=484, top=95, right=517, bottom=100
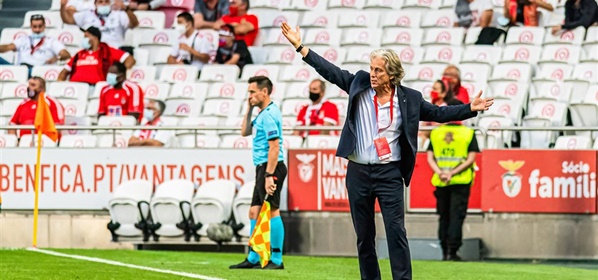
left=34, top=92, right=58, bottom=142
left=248, top=198, right=271, bottom=268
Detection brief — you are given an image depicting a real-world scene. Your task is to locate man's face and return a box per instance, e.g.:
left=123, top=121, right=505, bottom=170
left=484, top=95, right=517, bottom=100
left=176, top=17, right=190, bottom=28
left=433, top=81, right=446, bottom=98
left=442, top=67, right=460, bottom=87
left=30, top=19, right=45, bottom=34
left=369, top=57, right=391, bottom=90
left=230, top=0, right=246, bottom=11
left=145, top=100, right=159, bottom=118
left=84, top=32, right=99, bottom=46
left=108, top=65, right=125, bottom=83
left=28, top=78, right=42, bottom=94
left=309, top=80, right=323, bottom=97
left=248, top=82, right=267, bottom=107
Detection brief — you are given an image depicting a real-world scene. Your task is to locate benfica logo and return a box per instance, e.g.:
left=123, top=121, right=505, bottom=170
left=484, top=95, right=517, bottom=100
left=296, top=153, right=316, bottom=183
left=498, top=160, right=525, bottom=198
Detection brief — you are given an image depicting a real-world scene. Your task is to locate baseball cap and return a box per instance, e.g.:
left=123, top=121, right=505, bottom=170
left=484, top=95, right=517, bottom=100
left=218, top=24, right=235, bottom=36
left=80, top=26, right=102, bottom=40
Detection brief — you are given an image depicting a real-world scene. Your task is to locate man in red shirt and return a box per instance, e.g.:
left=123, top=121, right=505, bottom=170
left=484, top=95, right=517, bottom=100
left=128, top=99, right=173, bottom=147
left=98, top=62, right=144, bottom=123
left=294, top=79, right=340, bottom=138
left=440, top=65, right=470, bottom=104
left=8, top=76, right=65, bottom=140
left=57, top=26, right=135, bottom=85
left=214, top=0, right=259, bottom=46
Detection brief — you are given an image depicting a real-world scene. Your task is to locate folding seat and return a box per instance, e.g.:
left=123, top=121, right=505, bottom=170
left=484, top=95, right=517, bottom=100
left=499, top=45, right=542, bottom=64
left=23, top=11, right=62, bottom=28
left=18, top=134, right=58, bottom=148
left=284, top=82, right=310, bottom=99
left=220, top=134, right=253, bottom=149
left=1, top=82, right=28, bottom=100
left=420, top=10, right=455, bottom=28
left=107, top=179, right=153, bottom=242
left=305, top=135, right=341, bottom=148
left=458, top=63, right=491, bottom=83
left=546, top=11, right=565, bottom=27
left=285, top=0, right=329, bottom=11
left=403, top=63, right=446, bottom=82
left=422, top=28, right=465, bottom=46
left=505, top=27, right=545, bottom=46
left=62, top=115, right=92, bottom=136
left=48, top=82, right=89, bottom=104
left=133, top=48, right=150, bottom=66
left=337, top=11, right=380, bottom=29
left=262, top=29, right=294, bottom=46
left=253, top=11, right=300, bottom=29
left=303, top=28, right=342, bottom=47
left=85, top=99, right=99, bottom=118
left=554, top=136, right=592, bottom=150
left=532, top=63, right=573, bottom=82
left=197, top=29, right=220, bottom=50
left=252, top=0, right=286, bottom=10
left=177, top=134, right=220, bottom=148
left=488, top=63, right=532, bottom=82
left=477, top=116, right=514, bottom=148
left=440, top=0, right=457, bottom=9
left=159, top=65, right=199, bottom=83
left=95, top=116, right=138, bottom=136
left=240, top=65, right=280, bottom=82
left=568, top=63, right=598, bottom=84
left=381, top=28, right=424, bottom=47
left=0, top=134, right=18, bottom=148
left=569, top=84, right=598, bottom=138
left=127, top=66, right=157, bottom=83
left=177, top=116, right=221, bottom=137
left=543, top=26, right=584, bottom=46
left=134, top=11, right=166, bottom=29
left=408, top=82, right=434, bottom=100
left=279, top=66, right=320, bottom=83
left=201, top=98, right=242, bottom=118
left=0, top=99, right=23, bottom=118
left=341, top=28, right=382, bottom=47
left=402, top=0, right=441, bottom=10
left=265, top=46, right=304, bottom=65
left=389, top=46, right=424, bottom=65
left=422, top=46, right=462, bottom=65
left=232, top=180, right=255, bottom=238
left=299, top=12, right=338, bottom=29
left=198, top=65, right=240, bottom=83
left=461, top=81, right=487, bottom=102
left=271, top=83, right=288, bottom=104
left=47, top=28, right=84, bottom=47
left=364, top=0, right=402, bottom=10
left=529, top=81, right=572, bottom=104
left=248, top=46, right=270, bottom=65
left=139, top=45, right=171, bottom=65
left=282, top=98, right=312, bottom=117
left=0, top=28, right=29, bottom=45
left=138, top=82, right=170, bottom=101
left=283, top=135, right=305, bottom=149
left=380, top=11, right=422, bottom=29
left=206, top=82, right=247, bottom=101
left=96, top=134, right=130, bottom=148
left=585, top=26, right=598, bottom=45
left=168, top=82, right=208, bottom=103
left=581, top=44, right=598, bottom=62
left=163, top=99, right=202, bottom=118
left=0, top=52, right=14, bottom=64
left=58, top=135, right=97, bottom=148
left=481, top=99, right=523, bottom=126
left=343, top=47, right=373, bottom=65
left=59, top=98, right=87, bottom=117
left=521, top=100, right=568, bottom=148
left=539, top=45, right=581, bottom=65
left=149, top=179, right=196, bottom=241
left=488, top=81, right=529, bottom=113
left=0, top=66, right=29, bottom=82
left=155, top=0, right=194, bottom=28
left=328, top=0, right=366, bottom=9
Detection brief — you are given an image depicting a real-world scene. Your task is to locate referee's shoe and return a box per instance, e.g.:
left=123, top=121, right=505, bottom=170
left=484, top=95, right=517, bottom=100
left=262, top=261, right=284, bottom=270
left=229, top=259, right=260, bottom=269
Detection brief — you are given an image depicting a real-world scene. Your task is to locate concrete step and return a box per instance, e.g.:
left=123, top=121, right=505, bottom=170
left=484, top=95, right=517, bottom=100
left=377, top=238, right=483, bottom=261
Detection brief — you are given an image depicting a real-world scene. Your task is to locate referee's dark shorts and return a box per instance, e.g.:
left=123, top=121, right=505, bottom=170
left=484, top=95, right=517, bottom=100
left=252, top=161, right=287, bottom=209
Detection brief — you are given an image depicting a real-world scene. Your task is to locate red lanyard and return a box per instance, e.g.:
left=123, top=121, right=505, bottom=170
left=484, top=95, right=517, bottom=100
left=373, top=92, right=394, bottom=133
left=95, top=11, right=106, bottom=26
left=30, top=37, right=45, bottom=55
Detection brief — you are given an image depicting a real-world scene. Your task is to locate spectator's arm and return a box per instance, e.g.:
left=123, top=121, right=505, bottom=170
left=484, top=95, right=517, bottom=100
left=533, top=0, right=554, bottom=11
left=167, top=55, right=181, bottom=64
left=58, top=49, right=71, bottom=61
left=126, top=8, right=139, bottom=28
left=146, top=0, right=166, bottom=9
left=233, top=20, right=256, bottom=35
left=193, top=13, right=220, bottom=29
left=427, top=150, right=443, bottom=175
left=188, top=48, right=210, bottom=63
left=123, top=55, right=136, bottom=68
left=562, top=1, right=598, bottom=29
left=128, top=136, right=164, bottom=146
left=480, top=10, right=493, bottom=27
left=57, top=69, right=70, bottom=81
left=0, top=44, right=16, bottom=53
left=128, top=136, right=142, bottom=146
left=224, top=53, right=240, bottom=65
left=60, top=0, right=77, bottom=25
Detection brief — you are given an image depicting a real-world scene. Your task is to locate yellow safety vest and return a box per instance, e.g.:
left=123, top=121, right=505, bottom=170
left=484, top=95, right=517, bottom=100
left=430, top=125, right=476, bottom=187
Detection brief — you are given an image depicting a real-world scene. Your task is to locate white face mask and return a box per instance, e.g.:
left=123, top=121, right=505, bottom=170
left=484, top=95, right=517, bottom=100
left=96, top=5, right=111, bottom=16
left=174, top=24, right=187, bottom=35
left=144, top=108, right=155, bottom=122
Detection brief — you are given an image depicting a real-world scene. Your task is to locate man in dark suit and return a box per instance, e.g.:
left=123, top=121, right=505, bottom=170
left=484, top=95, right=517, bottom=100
left=281, top=23, right=494, bottom=280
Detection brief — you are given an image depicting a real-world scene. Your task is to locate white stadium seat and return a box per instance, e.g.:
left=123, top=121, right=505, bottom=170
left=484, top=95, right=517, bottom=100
left=310, top=46, right=347, bottom=65
left=306, top=135, right=341, bottom=148
left=530, top=81, right=572, bottom=104
left=266, top=46, right=303, bottom=65
left=568, top=63, right=598, bottom=83
left=391, top=46, right=424, bottom=65
left=299, top=12, right=338, bottom=29
left=380, top=11, right=422, bottom=29
left=283, top=135, right=305, bottom=149
left=59, top=98, right=87, bottom=117
left=1, top=82, right=28, bottom=100
left=340, top=28, right=382, bottom=47
left=168, top=83, right=208, bottom=103
left=63, top=115, right=92, bottom=136
left=199, top=65, right=241, bottom=82
left=240, top=65, right=280, bottom=81
left=543, top=26, right=585, bottom=46
left=344, top=46, right=374, bottom=65
left=364, top=0, right=402, bottom=9
left=0, top=66, right=29, bottom=82
left=47, top=28, right=84, bottom=47
left=283, top=82, right=310, bottom=99
left=253, top=11, right=300, bottom=29
left=220, top=134, right=252, bottom=148
left=403, top=64, right=447, bottom=82
left=135, top=29, right=179, bottom=47
left=163, top=99, right=202, bottom=118
left=500, top=45, right=542, bottom=64
left=422, top=46, right=463, bottom=65
left=191, top=179, right=237, bottom=236
left=23, top=11, right=62, bottom=28
left=0, top=134, right=18, bottom=148
left=206, top=82, right=247, bottom=100
left=482, top=99, right=524, bottom=126
left=279, top=65, right=319, bottom=82
left=554, top=136, right=592, bottom=150
left=30, top=65, right=63, bottom=82
left=58, top=135, right=97, bottom=148
left=282, top=98, right=311, bottom=116
left=328, top=0, right=366, bottom=10
left=0, top=99, right=23, bottom=117
left=337, top=11, right=380, bottom=29
left=489, top=63, right=532, bottom=82
left=18, top=134, right=58, bottom=148
left=539, top=45, right=581, bottom=65
left=381, top=28, right=424, bottom=47
left=48, top=82, right=89, bottom=103
left=505, top=27, right=545, bottom=46
left=0, top=28, right=30, bottom=45
left=201, top=99, right=241, bottom=118
left=285, top=0, right=328, bottom=11
left=96, top=134, right=129, bottom=148
left=458, top=63, right=491, bottom=83
left=232, top=180, right=255, bottom=237
left=134, top=11, right=166, bottom=29
left=422, top=28, right=465, bottom=46
left=420, top=10, right=455, bottom=28
left=303, top=28, right=342, bottom=47
left=127, top=66, right=158, bottom=83
left=177, top=134, right=220, bottom=148
left=107, top=179, right=153, bottom=241
left=138, top=82, right=170, bottom=101
left=477, top=116, right=514, bottom=148
left=403, top=0, right=441, bottom=10
left=150, top=179, right=196, bottom=240
left=533, top=63, right=573, bottom=81
left=159, top=65, right=199, bottom=83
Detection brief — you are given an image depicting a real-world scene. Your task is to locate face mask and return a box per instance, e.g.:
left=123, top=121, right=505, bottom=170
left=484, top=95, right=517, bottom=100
left=430, top=90, right=440, bottom=99
left=308, top=92, right=320, bottom=102
left=30, top=32, right=45, bottom=40
left=144, top=108, right=154, bottom=122
left=106, top=73, right=119, bottom=86
left=27, top=88, right=37, bottom=98
left=497, top=16, right=510, bottom=27
left=229, top=6, right=238, bottom=16
left=174, top=24, right=187, bottom=35
left=81, top=37, right=91, bottom=49
left=96, top=5, right=111, bottom=16
left=218, top=38, right=227, bottom=47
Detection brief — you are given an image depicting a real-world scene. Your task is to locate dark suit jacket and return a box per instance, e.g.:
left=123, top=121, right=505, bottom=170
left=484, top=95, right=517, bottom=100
left=302, top=50, right=478, bottom=186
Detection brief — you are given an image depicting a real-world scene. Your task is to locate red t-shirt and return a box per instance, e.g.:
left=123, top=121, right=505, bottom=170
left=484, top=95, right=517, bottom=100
left=296, top=100, right=339, bottom=136
left=98, top=81, right=145, bottom=122
left=431, top=84, right=470, bottom=105
left=221, top=14, right=259, bottom=46
left=66, top=46, right=129, bottom=85
left=9, top=96, right=65, bottom=138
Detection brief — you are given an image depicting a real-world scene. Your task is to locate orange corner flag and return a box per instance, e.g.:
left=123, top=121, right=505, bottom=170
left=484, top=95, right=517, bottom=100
left=34, top=92, right=58, bottom=142
left=248, top=200, right=271, bottom=268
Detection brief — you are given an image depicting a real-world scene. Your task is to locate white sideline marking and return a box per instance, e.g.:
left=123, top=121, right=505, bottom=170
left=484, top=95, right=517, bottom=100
left=27, top=248, right=225, bottom=280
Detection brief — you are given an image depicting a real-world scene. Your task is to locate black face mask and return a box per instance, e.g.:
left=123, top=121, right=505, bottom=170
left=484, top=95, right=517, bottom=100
left=309, top=92, right=320, bottom=102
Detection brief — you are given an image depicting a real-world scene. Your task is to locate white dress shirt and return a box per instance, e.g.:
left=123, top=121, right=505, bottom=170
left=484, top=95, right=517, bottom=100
left=348, top=87, right=403, bottom=165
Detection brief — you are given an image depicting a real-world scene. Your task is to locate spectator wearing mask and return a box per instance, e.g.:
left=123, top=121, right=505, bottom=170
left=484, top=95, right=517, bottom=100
left=0, top=14, right=71, bottom=73
left=294, top=79, right=340, bottom=138
left=213, top=0, right=259, bottom=46
left=194, top=0, right=230, bottom=29
left=215, top=24, right=253, bottom=73
left=439, top=65, right=470, bottom=104
left=551, top=0, right=598, bottom=34
left=97, top=62, right=144, bottom=123
left=167, top=12, right=213, bottom=72
left=128, top=99, right=173, bottom=147
left=454, top=0, right=494, bottom=28
left=58, top=26, right=135, bottom=85
left=60, top=0, right=139, bottom=48
left=127, top=0, right=166, bottom=10
left=8, top=77, right=65, bottom=140
left=503, top=0, right=553, bottom=27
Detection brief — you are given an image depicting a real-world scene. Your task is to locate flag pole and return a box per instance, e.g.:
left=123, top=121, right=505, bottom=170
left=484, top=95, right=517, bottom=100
left=32, top=130, right=42, bottom=248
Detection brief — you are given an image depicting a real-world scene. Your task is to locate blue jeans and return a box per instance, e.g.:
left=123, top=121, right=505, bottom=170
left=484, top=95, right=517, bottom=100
left=0, top=57, right=11, bottom=65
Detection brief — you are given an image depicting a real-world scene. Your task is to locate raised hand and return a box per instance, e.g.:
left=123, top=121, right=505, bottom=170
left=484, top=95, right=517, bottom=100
left=470, top=90, right=494, bottom=112
left=281, top=22, right=302, bottom=49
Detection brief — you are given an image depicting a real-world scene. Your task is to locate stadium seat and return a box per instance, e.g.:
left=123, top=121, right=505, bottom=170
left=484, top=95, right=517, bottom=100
left=134, top=11, right=166, bottom=29
left=585, top=26, right=598, bottom=45
left=381, top=28, right=424, bottom=47
left=161, top=99, right=201, bottom=118
left=177, top=134, right=220, bottom=148
left=266, top=46, right=304, bottom=65
left=127, top=66, right=158, bottom=83
left=458, top=63, right=491, bottom=83
left=248, top=46, right=269, bottom=64
left=305, top=135, right=341, bottom=148
left=488, top=63, right=532, bottom=82
left=0, top=28, right=30, bottom=45
left=408, top=81, right=434, bottom=100
left=554, top=135, right=592, bottom=150
left=198, top=65, right=241, bottom=83
left=18, top=134, right=58, bottom=148
left=364, top=0, right=402, bottom=9
left=96, top=134, right=130, bottom=148
left=95, top=116, right=137, bottom=135
left=463, top=27, right=490, bottom=46
left=505, top=27, right=545, bottom=46
left=149, top=179, right=196, bottom=241
left=283, top=82, right=310, bottom=99
left=283, top=135, right=305, bottom=149
left=0, top=134, right=18, bottom=148
left=262, top=29, right=294, bottom=46
left=341, top=28, right=382, bottom=47
left=568, top=63, right=598, bottom=83
left=569, top=84, right=598, bottom=138
left=328, top=0, right=366, bottom=10
left=420, top=10, right=455, bottom=28
left=201, top=99, right=242, bottom=118
left=402, top=0, right=441, bottom=10
left=159, top=65, right=199, bottom=83
left=0, top=66, right=29, bottom=82
left=59, top=98, right=87, bottom=117
left=132, top=48, right=150, bottom=66
left=62, top=115, right=92, bottom=136
left=422, top=46, right=463, bottom=65
left=282, top=98, right=311, bottom=117
left=220, top=134, right=252, bottom=148
left=581, top=44, right=598, bottom=62
left=239, top=65, right=280, bottom=81
left=0, top=82, right=28, bottom=100
left=380, top=11, right=422, bottom=29
left=206, top=82, right=247, bottom=101
left=58, top=135, right=97, bottom=148
left=285, top=0, right=329, bottom=11
left=539, top=45, right=581, bottom=65
left=530, top=81, right=572, bottom=104
left=30, top=65, right=62, bottom=82
left=22, top=11, right=62, bottom=29
left=488, top=81, right=528, bottom=114
left=85, top=98, right=100, bottom=118
left=134, top=29, right=179, bottom=48
left=337, top=11, right=380, bottom=28
left=137, top=82, right=170, bottom=101
left=47, top=28, right=84, bottom=47
left=298, top=12, right=338, bottom=29
left=252, top=0, right=286, bottom=10
left=168, top=82, right=208, bottom=103
left=521, top=100, right=568, bottom=148
left=403, top=63, right=447, bottom=82
left=279, top=65, right=319, bottom=83
left=344, top=46, right=375, bottom=65
left=303, top=28, right=342, bottom=47
left=532, top=63, right=573, bottom=81
left=232, top=180, right=255, bottom=237
left=0, top=99, right=24, bottom=117
left=500, top=45, right=542, bottom=64
left=254, top=11, right=300, bottom=29
left=48, top=82, right=89, bottom=104
left=482, top=99, right=524, bottom=126
left=543, top=26, right=585, bottom=46
left=391, top=46, right=424, bottom=65
left=191, top=179, right=237, bottom=237
left=107, top=179, right=154, bottom=241
left=477, top=116, right=514, bottom=148
left=422, top=28, right=465, bottom=46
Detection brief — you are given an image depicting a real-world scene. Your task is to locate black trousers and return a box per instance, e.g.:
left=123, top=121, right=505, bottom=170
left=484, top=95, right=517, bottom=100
left=346, top=161, right=411, bottom=280
left=434, top=184, right=471, bottom=253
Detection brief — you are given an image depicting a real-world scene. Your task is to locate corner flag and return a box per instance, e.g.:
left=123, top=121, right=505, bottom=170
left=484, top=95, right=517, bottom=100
left=248, top=199, right=272, bottom=268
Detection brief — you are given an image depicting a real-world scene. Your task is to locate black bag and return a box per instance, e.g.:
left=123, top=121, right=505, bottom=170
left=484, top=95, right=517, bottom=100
left=475, top=27, right=507, bottom=45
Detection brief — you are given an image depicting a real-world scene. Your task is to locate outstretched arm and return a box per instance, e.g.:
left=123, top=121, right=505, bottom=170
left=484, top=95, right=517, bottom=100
left=281, top=22, right=355, bottom=93
left=420, top=91, right=494, bottom=122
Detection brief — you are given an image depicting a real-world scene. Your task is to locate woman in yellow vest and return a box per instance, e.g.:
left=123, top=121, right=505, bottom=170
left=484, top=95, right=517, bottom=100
left=426, top=116, right=479, bottom=261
